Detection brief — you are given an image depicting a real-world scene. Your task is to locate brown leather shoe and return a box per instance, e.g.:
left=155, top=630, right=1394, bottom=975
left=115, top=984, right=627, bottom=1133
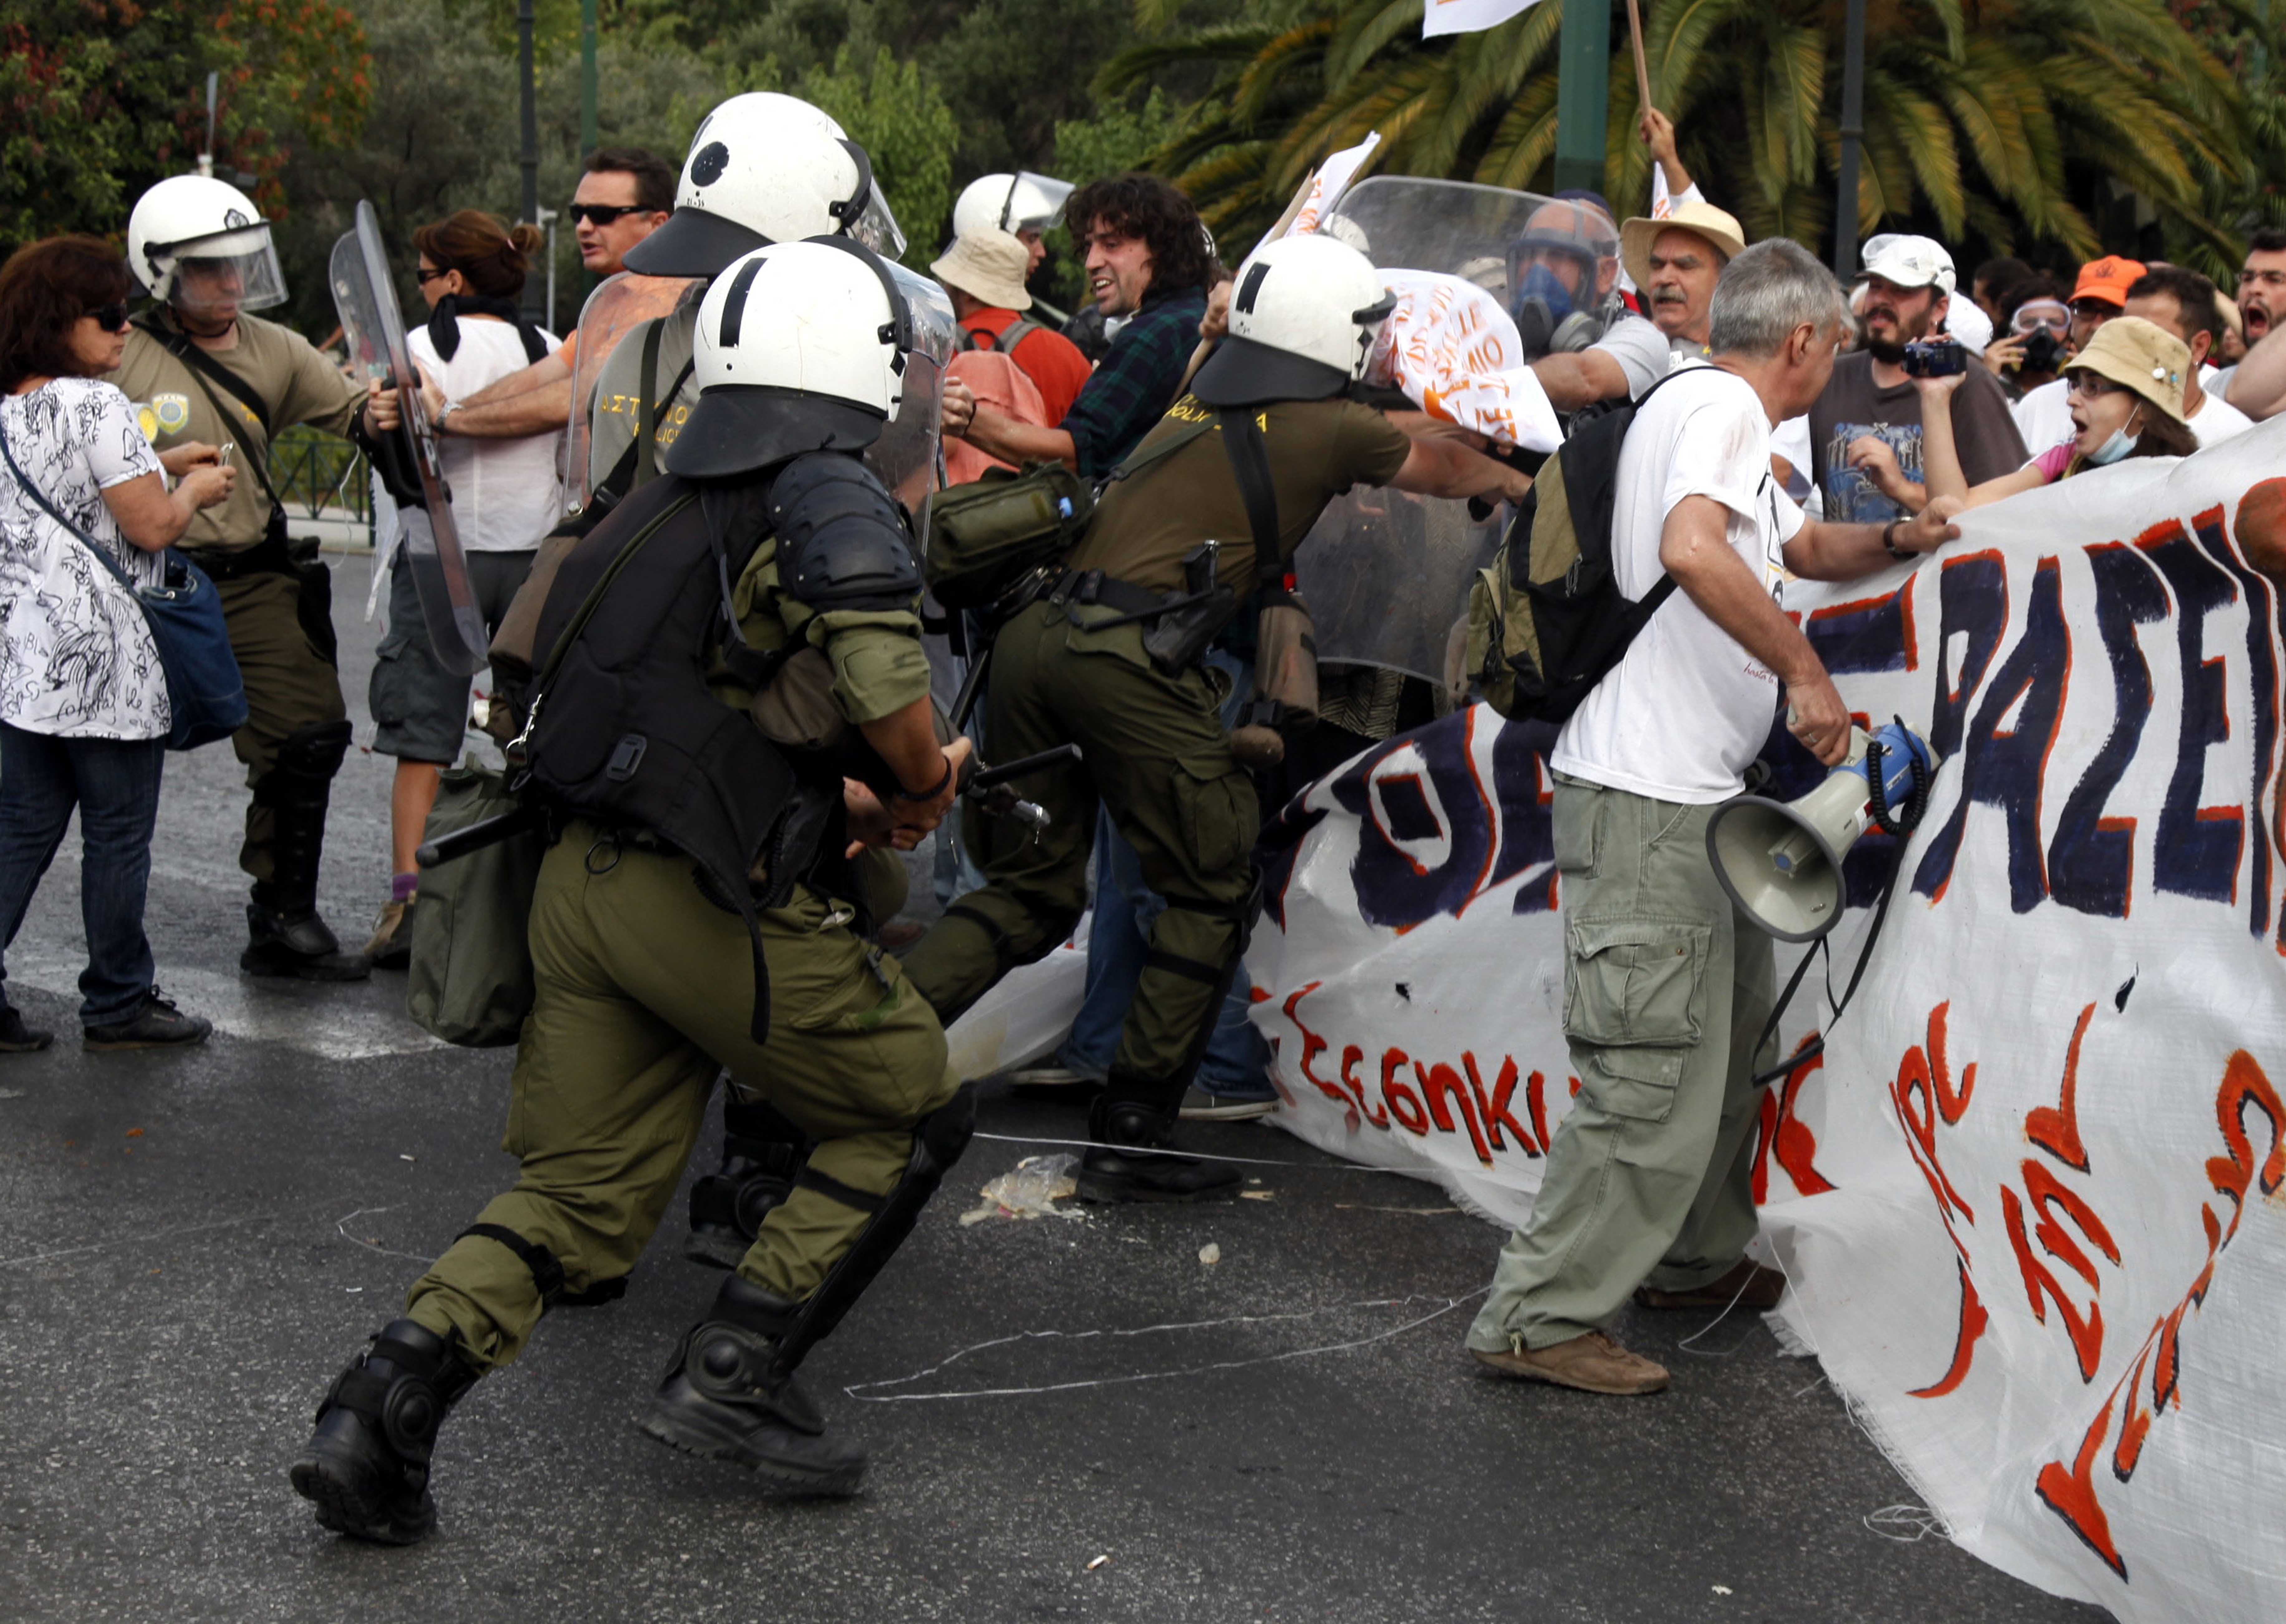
left=1471, top=1331, right=1670, bottom=1395
left=1634, top=1258, right=1787, bottom=1312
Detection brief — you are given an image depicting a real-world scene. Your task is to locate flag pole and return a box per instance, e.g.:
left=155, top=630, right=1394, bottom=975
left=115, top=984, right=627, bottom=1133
left=1625, top=0, right=1652, bottom=108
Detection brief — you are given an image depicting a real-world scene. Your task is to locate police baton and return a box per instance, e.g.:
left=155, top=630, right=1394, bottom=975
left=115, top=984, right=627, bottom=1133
left=960, top=743, right=1082, bottom=837
left=415, top=804, right=543, bottom=869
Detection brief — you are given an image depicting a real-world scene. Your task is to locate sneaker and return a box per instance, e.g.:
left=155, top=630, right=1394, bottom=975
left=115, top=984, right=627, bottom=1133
left=1471, top=1330, right=1670, bottom=1396
left=83, top=988, right=212, bottom=1052
left=0, top=1007, right=54, bottom=1052
left=1178, top=1085, right=1275, bottom=1121
left=1634, top=1258, right=1788, bottom=1312
left=361, top=897, right=414, bottom=971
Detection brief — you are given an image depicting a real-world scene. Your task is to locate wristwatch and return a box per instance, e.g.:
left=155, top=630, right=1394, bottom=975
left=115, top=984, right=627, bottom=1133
left=1881, top=519, right=1914, bottom=561
left=434, top=399, right=463, bottom=434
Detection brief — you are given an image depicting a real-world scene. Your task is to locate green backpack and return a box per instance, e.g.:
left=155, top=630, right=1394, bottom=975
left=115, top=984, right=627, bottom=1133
left=405, top=765, right=547, bottom=1048
left=1465, top=372, right=1685, bottom=722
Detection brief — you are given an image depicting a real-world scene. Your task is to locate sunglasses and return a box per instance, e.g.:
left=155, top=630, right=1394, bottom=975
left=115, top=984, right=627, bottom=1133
left=89, top=302, right=130, bottom=333
left=567, top=203, right=645, bottom=227
left=2069, top=298, right=2120, bottom=319
left=414, top=267, right=455, bottom=285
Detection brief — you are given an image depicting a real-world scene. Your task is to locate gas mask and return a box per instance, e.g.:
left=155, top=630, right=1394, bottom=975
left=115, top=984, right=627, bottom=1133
left=1512, top=259, right=1605, bottom=354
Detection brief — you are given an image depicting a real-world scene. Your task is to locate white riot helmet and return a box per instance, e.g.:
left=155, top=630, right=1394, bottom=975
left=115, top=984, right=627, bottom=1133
left=951, top=171, right=1073, bottom=241
left=666, top=238, right=914, bottom=479
left=624, top=93, right=905, bottom=278
left=1191, top=233, right=1395, bottom=408
left=127, top=175, right=288, bottom=320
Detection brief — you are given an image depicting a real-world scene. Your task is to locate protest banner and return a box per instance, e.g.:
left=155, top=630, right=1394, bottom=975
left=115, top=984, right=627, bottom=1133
left=1243, top=425, right=2286, bottom=1621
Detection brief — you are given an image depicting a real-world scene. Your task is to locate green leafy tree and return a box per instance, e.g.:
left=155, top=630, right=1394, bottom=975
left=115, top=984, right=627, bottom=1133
left=1114, top=0, right=2254, bottom=270
left=790, top=43, right=959, bottom=264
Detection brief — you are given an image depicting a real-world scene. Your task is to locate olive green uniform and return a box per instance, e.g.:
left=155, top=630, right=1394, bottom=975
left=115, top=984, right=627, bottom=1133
left=585, top=309, right=699, bottom=496
left=110, top=313, right=363, bottom=884
left=402, top=525, right=955, bottom=1373
left=900, top=395, right=1410, bottom=1114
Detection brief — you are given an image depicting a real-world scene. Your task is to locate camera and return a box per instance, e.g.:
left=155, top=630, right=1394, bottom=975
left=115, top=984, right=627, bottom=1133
left=1901, top=338, right=1968, bottom=378
left=2019, top=329, right=2066, bottom=374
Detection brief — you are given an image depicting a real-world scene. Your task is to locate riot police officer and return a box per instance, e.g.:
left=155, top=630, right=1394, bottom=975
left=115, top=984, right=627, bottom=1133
left=111, top=176, right=401, bottom=979
left=899, top=233, right=1533, bottom=1201
left=291, top=240, right=971, bottom=1543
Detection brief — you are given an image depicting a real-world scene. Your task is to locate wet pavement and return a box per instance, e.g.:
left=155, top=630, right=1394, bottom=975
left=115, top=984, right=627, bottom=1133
left=0, top=554, right=2108, bottom=1623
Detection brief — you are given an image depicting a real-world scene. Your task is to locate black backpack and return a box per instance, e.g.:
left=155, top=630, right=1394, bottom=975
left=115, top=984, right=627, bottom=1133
left=1464, top=370, right=1694, bottom=722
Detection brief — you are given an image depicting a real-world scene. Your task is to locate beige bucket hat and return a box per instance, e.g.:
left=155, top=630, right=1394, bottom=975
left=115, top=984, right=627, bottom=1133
left=2067, top=315, right=2190, bottom=424
left=929, top=226, right=1032, bottom=311
left=1620, top=201, right=1747, bottom=291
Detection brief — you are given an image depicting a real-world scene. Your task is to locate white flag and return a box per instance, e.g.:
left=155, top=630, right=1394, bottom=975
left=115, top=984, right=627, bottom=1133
left=1249, top=132, right=1381, bottom=261
left=1422, top=0, right=1548, bottom=40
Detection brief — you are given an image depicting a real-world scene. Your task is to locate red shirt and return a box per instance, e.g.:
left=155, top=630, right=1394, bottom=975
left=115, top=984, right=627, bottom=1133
left=958, top=306, right=1094, bottom=427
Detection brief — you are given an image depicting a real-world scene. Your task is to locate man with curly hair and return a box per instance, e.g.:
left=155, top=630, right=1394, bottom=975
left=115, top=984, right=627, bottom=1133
left=942, top=173, right=1217, bottom=476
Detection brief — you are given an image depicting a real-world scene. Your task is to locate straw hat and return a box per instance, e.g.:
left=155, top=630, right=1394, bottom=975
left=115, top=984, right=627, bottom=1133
left=1620, top=201, right=1747, bottom=292
left=2066, top=315, right=2190, bottom=424
left=929, top=226, right=1032, bottom=311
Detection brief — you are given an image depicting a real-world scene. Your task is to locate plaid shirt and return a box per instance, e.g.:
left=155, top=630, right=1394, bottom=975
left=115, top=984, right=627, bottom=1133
left=1059, top=285, right=1209, bottom=477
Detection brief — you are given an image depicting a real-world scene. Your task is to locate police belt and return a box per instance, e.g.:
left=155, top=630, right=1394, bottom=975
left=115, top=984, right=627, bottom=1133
left=182, top=531, right=309, bottom=583
left=1046, top=568, right=1187, bottom=624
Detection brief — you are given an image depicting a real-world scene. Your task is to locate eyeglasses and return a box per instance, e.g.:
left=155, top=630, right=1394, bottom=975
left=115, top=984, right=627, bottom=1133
left=567, top=203, right=644, bottom=227
left=2240, top=267, right=2286, bottom=290
left=2065, top=373, right=2124, bottom=399
left=89, top=302, right=130, bottom=333
left=414, top=267, right=453, bottom=285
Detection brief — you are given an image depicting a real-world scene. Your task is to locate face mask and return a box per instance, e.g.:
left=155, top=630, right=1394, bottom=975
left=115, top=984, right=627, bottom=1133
left=2084, top=405, right=2142, bottom=466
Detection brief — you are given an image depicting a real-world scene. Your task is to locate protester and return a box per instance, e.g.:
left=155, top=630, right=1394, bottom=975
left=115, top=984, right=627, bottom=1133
left=1918, top=316, right=2197, bottom=510
left=2123, top=265, right=2252, bottom=446
left=418, top=146, right=674, bottom=443
left=903, top=232, right=1531, bottom=1202
left=0, top=237, right=238, bottom=1051
left=362, top=212, right=565, bottom=967
left=2214, top=227, right=2286, bottom=417
left=932, top=226, right=1092, bottom=428
left=2012, top=254, right=2142, bottom=456
left=943, top=174, right=1217, bottom=476
left=1985, top=283, right=2069, bottom=399
left=1466, top=239, right=1962, bottom=1396
left=109, top=175, right=401, bottom=982
left=1970, top=256, right=2034, bottom=325
left=1534, top=199, right=1743, bottom=409
left=1805, top=235, right=2025, bottom=523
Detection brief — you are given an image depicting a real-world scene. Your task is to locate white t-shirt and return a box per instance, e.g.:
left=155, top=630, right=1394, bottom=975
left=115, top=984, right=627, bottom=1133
left=1591, top=315, right=1709, bottom=400
left=2012, top=376, right=2074, bottom=459
left=1552, top=366, right=1806, bottom=804
left=2210, top=362, right=2239, bottom=405
left=0, top=379, right=170, bottom=740
left=409, top=320, right=565, bottom=551
left=2187, top=386, right=2254, bottom=447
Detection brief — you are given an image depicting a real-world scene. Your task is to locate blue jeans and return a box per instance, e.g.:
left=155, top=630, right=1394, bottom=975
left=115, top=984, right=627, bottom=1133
left=1057, top=649, right=1271, bottom=1099
left=0, top=723, right=166, bottom=1023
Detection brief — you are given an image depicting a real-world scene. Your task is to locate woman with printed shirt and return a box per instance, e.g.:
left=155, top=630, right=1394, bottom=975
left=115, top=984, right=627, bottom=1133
left=0, top=237, right=236, bottom=1051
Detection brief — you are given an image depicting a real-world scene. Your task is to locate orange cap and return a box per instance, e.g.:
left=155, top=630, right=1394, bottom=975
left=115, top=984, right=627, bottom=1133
left=2072, top=255, right=2146, bottom=309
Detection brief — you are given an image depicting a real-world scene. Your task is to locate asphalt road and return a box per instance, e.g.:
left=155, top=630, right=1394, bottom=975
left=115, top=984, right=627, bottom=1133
left=0, top=553, right=2108, bottom=1624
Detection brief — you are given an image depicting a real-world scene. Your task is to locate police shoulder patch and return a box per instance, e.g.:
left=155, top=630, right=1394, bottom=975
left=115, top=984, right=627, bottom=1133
left=769, top=452, right=919, bottom=614
left=152, top=393, right=191, bottom=435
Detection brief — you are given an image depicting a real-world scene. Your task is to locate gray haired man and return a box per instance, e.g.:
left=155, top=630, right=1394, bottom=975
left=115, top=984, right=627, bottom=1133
left=1467, top=240, right=1963, bottom=1395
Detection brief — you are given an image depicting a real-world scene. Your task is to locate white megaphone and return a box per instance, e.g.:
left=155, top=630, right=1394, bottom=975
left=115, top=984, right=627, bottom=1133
left=1707, top=720, right=1938, bottom=941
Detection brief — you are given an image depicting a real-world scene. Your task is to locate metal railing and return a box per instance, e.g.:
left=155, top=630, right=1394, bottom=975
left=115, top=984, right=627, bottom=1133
left=268, top=426, right=375, bottom=549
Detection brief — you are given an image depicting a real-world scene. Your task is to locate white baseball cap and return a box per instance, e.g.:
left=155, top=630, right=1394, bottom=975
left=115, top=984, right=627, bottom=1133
left=1942, top=296, right=1993, bottom=353
left=1860, top=233, right=1956, bottom=297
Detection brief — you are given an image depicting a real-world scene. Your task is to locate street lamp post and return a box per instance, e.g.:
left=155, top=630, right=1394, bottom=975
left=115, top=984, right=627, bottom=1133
left=518, top=0, right=542, bottom=325
left=1553, top=0, right=1612, bottom=197
left=1831, top=0, right=1867, bottom=282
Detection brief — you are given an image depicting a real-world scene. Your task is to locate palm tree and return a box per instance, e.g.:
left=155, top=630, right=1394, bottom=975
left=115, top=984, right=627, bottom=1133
left=1109, top=0, right=2253, bottom=270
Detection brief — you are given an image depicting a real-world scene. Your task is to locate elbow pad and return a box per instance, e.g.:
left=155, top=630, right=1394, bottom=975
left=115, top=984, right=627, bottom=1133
left=769, top=452, right=921, bottom=614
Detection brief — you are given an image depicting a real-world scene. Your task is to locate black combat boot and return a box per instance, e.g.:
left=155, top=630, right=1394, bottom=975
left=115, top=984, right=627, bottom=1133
left=685, top=1100, right=813, bottom=1270
left=243, top=721, right=368, bottom=981
left=292, top=1319, right=476, bottom=1545
left=1075, top=1092, right=1242, bottom=1204
left=641, top=1274, right=866, bottom=1495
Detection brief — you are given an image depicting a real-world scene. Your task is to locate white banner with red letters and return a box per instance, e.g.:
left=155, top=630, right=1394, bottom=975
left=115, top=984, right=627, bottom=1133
left=1243, top=425, right=2286, bottom=1621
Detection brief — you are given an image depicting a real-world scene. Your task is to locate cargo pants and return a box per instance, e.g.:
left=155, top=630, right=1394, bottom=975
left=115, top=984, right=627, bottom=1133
left=206, top=564, right=348, bottom=884
left=898, top=599, right=1259, bottom=1114
left=405, top=822, right=957, bottom=1373
left=1467, top=774, right=1776, bottom=1353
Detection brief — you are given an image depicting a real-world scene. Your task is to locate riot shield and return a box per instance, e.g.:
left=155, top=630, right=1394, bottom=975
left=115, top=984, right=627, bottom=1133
left=868, top=261, right=956, bottom=521
left=565, top=271, right=706, bottom=510
left=1287, top=177, right=1600, bottom=683
left=328, top=200, right=488, bottom=676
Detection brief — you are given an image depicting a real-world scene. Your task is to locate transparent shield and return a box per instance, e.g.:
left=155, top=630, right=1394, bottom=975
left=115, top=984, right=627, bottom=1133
left=328, top=200, right=488, bottom=677
left=1006, top=172, right=1074, bottom=233
left=867, top=263, right=956, bottom=523
left=564, top=271, right=706, bottom=510
left=169, top=234, right=289, bottom=320
left=1321, top=177, right=1618, bottom=364
left=1290, top=485, right=1504, bottom=686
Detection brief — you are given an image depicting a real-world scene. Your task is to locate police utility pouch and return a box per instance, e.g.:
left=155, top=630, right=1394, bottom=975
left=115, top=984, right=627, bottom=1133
left=406, top=766, right=546, bottom=1047
left=1216, top=407, right=1316, bottom=766
left=1141, top=540, right=1238, bottom=675
left=1466, top=370, right=1686, bottom=724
